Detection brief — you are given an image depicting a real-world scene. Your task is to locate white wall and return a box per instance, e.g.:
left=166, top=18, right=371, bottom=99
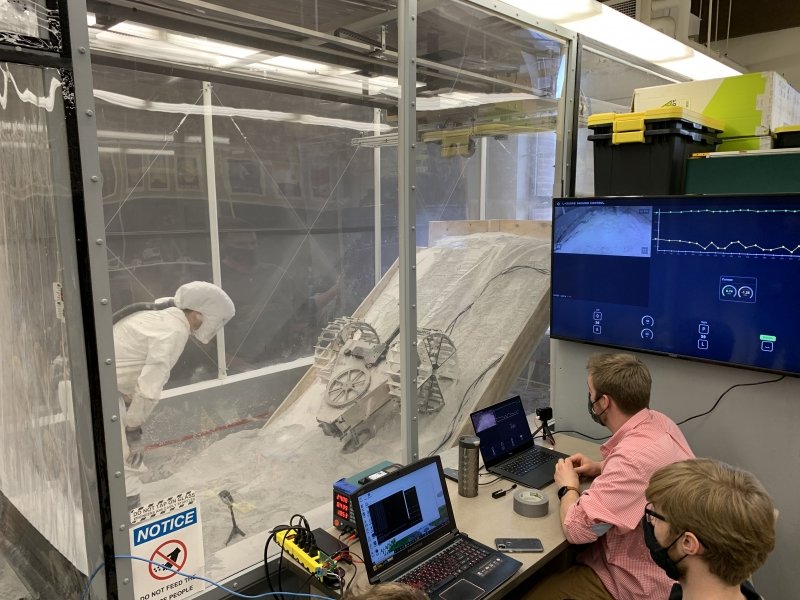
left=720, top=27, right=800, bottom=90
left=551, top=340, right=800, bottom=600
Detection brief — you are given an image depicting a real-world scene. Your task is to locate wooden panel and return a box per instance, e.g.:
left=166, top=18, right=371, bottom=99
left=430, top=219, right=551, bottom=245
left=488, top=219, right=552, bottom=240
left=428, top=220, right=489, bottom=246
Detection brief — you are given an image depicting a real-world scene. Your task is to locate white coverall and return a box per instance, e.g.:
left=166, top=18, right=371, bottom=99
left=114, top=307, right=191, bottom=497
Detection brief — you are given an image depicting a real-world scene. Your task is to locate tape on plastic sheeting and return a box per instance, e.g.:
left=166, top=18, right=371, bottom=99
left=513, top=489, right=549, bottom=518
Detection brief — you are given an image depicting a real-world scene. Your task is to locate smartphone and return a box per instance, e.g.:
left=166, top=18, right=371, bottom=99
left=494, top=537, right=544, bottom=553
left=443, top=467, right=459, bottom=482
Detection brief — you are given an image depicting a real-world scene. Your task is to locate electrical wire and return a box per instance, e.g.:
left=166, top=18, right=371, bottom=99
left=544, top=375, right=786, bottom=439
left=677, top=375, right=785, bottom=426
left=426, top=354, right=504, bottom=457
left=80, top=555, right=336, bottom=600
left=445, top=265, right=550, bottom=335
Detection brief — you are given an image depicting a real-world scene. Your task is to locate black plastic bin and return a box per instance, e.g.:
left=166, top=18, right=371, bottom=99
left=588, top=108, right=724, bottom=196
left=773, top=125, right=800, bottom=149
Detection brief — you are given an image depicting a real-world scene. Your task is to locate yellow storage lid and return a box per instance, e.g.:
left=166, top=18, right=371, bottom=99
left=612, top=130, right=645, bottom=144
left=643, top=107, right=725, bottom=132
left=613, top=114, right=646, bottom=133
left=774, top=125, right=800, bottom=134
left=588, top=112, right=617, bottom=127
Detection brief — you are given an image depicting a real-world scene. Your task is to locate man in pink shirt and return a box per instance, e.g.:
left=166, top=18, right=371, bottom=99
left=522, top=352, right=694, bottom=600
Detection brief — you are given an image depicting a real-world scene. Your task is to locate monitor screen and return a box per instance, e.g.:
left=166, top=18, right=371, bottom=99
left=550, top=194, right=800, bottom=376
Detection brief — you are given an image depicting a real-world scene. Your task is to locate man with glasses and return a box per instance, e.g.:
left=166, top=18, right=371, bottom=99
left=644, top=458, right=775, bottom=600
left=520, top=352, right=694, bottom=600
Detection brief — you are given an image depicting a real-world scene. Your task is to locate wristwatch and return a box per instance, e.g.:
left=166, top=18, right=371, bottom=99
left=557, top=485, right=580, bottom=501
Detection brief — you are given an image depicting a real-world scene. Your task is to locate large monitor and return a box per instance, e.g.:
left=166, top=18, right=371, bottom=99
left=550, top=194, right=800, bottom=376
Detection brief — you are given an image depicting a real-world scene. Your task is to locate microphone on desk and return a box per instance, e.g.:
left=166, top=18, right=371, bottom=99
left=492, top=484, right=517, bottom=499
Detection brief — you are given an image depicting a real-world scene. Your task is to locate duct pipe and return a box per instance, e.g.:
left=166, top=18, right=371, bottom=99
left=651, top=0, right=692, bottom=42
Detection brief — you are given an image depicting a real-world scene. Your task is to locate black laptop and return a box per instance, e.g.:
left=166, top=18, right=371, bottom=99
left=351, top=456, right=521, bottom=600
left=470, top=395, right=568, bottom=489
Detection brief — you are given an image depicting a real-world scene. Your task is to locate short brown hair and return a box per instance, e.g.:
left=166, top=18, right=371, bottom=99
left=646, top=458, right=776, bottom=586
left=343, top=582, right=429, bottom=600
left=586, top=353, right=651, bottom=414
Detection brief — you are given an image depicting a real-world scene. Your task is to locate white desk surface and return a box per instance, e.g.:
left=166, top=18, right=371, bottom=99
left=337, top=434, right=603, bottom=598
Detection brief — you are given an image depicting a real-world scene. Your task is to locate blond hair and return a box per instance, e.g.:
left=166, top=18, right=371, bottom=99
left=586, top=353, right=651, bottom=414
left=343, top=582, right=429, bottom=600
left=646, top=458, right=776, bottom=586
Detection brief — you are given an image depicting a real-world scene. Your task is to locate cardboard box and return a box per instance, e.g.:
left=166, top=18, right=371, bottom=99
left=633, top=71, right=800, bottom=139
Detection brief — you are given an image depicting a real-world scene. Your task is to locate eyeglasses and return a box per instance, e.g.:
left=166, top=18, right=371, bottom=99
left=644, top=503, right=667, bottom=525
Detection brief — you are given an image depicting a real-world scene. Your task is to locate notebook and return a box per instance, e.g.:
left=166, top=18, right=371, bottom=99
left=470, top=395, right=568, bottom=489
left=352, top=456, right=521, bottom=600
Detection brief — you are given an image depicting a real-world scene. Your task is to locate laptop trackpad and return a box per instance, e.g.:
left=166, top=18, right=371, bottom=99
left=439, top=579, right=484, bottom=600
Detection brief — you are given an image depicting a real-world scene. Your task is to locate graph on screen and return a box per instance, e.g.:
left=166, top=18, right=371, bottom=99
left=654, top=208, right=800, bottom=258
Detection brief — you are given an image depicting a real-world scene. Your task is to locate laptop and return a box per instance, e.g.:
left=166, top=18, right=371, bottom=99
left=352, top=456, right=521, bottom=600
left=470, top=395, right=568, bottom=489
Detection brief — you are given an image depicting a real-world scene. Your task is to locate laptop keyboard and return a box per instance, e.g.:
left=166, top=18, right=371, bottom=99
left=504, top=448, right=551, bottom=476
left=397, top=537, right=490, bottom=594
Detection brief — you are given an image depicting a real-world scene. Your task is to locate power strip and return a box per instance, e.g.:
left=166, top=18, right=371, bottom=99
left=275, top=528, right=339, bottom=582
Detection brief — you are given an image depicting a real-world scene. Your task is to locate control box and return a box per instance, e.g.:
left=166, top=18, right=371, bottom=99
left=333, top=460, right=402, bottom=531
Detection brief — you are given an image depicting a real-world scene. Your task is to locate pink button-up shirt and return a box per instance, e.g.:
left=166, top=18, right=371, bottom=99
left=563, top=409, right=694, bottom=600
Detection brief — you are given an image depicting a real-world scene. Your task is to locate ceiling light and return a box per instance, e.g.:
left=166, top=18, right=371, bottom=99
left=97, top=129, right=174, bottom=142
left=124, top=148, right=175, bottom=156
left=108, top=21, right=160, bottom=39
left=166, top=33, right=258, bottom=67
left=87, top=12, right=96, bottom=27
left=503, top=0, right=740, bottom=80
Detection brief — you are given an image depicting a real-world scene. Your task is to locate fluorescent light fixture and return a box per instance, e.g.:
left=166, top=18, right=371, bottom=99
left=656, top=49, right=740, bottom=80
left=503, top=0, right=740, bottom=80
left=97, top=129, right=174, bottom=142
left=87, top=12, right=96, bottom=27
left=516, top=0, right=598, bottom=23
left=94, top=89, right=393, bottom=133
left=166, top=33, right=258, bottom=67
left=185, top=135, right=231, bottom=145
left=108, top=21, right=160, bottom=39
left=124, top=148, right=175, bottom=156
left=260, top=55, right=357, bottom=75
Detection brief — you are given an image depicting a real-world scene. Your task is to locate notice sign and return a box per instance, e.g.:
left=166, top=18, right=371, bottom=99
left=130, top=500, right=205, bottom=600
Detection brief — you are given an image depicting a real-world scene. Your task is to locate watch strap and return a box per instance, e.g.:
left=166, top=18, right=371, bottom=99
left=558, top=485, right=580, bottom=500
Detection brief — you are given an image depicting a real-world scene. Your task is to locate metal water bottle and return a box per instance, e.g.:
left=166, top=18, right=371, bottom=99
left=458, top=435, right=480, bottom=497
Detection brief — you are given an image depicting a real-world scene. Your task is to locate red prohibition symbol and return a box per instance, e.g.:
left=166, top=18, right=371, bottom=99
left=149, top=539, right=188, bottom=580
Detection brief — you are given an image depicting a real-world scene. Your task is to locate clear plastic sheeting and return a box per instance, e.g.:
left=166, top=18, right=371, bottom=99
left=0, top=0, right=59, bottom=46
left=138, top=232, right=550, bottom=579
left=0, top=63, right=87, bottom=573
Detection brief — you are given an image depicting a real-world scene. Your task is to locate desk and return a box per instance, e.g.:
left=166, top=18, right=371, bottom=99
left=442, top=434, right=601, bottom=598
left=311, top=434, right=602, bottom=598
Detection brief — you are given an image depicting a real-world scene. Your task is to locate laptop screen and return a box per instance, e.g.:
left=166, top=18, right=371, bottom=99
left=353, top=456, right=456, bottom=581
left=470, top=396, right=535, bottom=469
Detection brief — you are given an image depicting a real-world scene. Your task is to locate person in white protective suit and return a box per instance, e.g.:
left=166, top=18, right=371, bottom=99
left=114, top=281, right=235, bottom=509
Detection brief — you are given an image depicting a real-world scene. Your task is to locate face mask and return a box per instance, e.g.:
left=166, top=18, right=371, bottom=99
left=587, top=392, right=607, bottom=425
left=642, top=514, right=687, bottom=580
left=192, top=315, right=223, bottom=344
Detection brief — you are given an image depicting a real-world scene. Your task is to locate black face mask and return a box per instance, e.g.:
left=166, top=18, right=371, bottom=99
left=642, top=515, right=687, bottom=581
left=587, top=392, right=607, bottom=425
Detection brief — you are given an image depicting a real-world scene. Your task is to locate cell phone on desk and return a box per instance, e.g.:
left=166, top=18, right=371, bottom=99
left=443, top=467, right=459, bottom=482
left=495, top=537, right=544, bottom=553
